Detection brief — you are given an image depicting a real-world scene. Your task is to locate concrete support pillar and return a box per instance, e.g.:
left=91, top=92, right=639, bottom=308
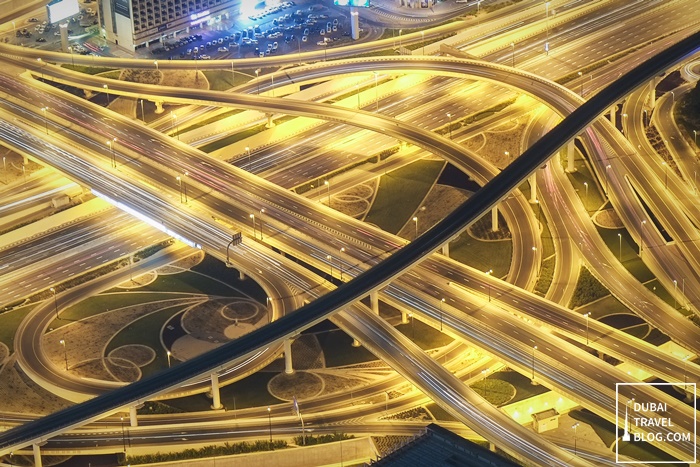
left=265, top=113, right=276, bottom=129
left=529, top=173, right=537, bottom=203
left=351, top=338, right=361, bottom=347
left=491, top=206, right=499, bottom=232
left=154, top=101, right=164, bottom=114
left=442, top=242, right=449, bottom=257
left=210, top=373, right=223, bottom=409
left=370, top=291, right=379, bottom=315
left=33, top=444, right=42, bottom=467
left=566, top=139, right=576, bottom=173
left=239, top=270, right=245, bottom=280
left=649, top=77, right=657, bottom=108
left=284, top=338, right=294, bottom=374
left=129, top=406, right=138, bottom=427
left=401, top=311, right=409, bottom=324
left=23, top=155, right=29, bottom=165
left=350, top=7, right=360, bottom=40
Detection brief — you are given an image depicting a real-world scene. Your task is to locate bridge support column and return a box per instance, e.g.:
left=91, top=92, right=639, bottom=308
left=529, top=173, right=537, bottom=203
left=23, top=155, right=29, bottom=166
left=210, top=373, right=223, bottom=409
left=239, top=270, right=245, bottom=280
left=566, top=139, right=576, bottom=173
left=33, top=444, right=42, bottom=467
left=284, top=338, right=294, bottom=374
left=489, top=442, right=496, bottom=452
left=265, top=113, right=275, bottom=129
left=401, top=311, right=409, bottom=324
left=351, top=338, right=361, bottom=347
left=442, top=242, right=449, bottom=257
left=129, top=406, right=138, bottom=427
left=370, top=291, right=379, bottom=315
left=84, top=89, right=94, bottom=99
left=491, top=206, right=499, bottom=232
left=649, top=77, right=657, bottom=108
left=154, top=101, right=164, bottom=114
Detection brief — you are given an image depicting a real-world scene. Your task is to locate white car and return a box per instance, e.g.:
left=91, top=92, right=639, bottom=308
left=217, top=46, right=228, bottom=52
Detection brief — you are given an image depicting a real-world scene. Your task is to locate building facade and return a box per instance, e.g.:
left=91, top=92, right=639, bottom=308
left=98, top=0, right=235, bottom=51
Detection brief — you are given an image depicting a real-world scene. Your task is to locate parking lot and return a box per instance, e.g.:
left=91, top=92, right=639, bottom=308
left=146, top=1, right=351, bottom=61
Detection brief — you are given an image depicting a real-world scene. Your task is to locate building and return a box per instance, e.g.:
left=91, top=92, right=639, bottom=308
left=97, top=0, right=234, bottom=52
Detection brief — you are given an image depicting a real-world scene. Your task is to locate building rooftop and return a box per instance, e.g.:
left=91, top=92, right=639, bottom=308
left=370, top=423, right=521, bottom=467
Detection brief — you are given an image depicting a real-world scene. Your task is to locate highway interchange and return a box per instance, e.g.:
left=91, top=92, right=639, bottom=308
left=0, top=0, right=699, bottom=465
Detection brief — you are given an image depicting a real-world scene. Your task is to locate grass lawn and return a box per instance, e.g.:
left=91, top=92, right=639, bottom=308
left=448, top=234, right=513, bottom=278
left=596, top=226, right=654, bottom=283
left=137, top=271, right=241, bottom=297
left=424, top=402, right=457, bottom=422
left=199, top=123, right=268, bottom=154
left=49, top=292, right=185, bottom=330
left=202, top=69, right=253, bottom=91
left=395, top=318, right=453, bottom=350
left=364, top=160, right=444, bottom=234
left=566, top=162, right=605, bottom=214
left=164, top=371, right=283, bottom=412
left=191, top=255, right=267, bottom=302
left=489, top=370, right=549, bottom=404
left=316, top=329, right=378, bottom=367
left=0, top=305, right=35, bottom=347
left=105, top=304, right=190, bottom=378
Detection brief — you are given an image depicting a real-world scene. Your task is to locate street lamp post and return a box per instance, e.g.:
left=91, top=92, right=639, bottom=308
left=259, top=208, right=265, bottom=240
left=103, top=84, right=110, bottom=107
left=106, top=138, right=117, bottom=168
left=439, top=298, right=445, bottom=331
left=255, top=69, right=260, bottom=95
left=176, top=176, right=183, bottom=203
left=50, top=287, right=59, bottom=319
left=339, top=247, right=345, bottom=281
left=583, top=182, right=588, bottom=210
left=545, top=1, right=550, bottom=54
left=578, top=71, right=583, bottom=96
left=326, top=255, right=333, bottom=279
left=510, top=42, right=515, bottom=68
left=486, top=269, right=493, bottom=301
left=694, top=129, right=698, bottom=147
left=120, top=417, right=126, bottom=452
left=153, top=60, right=158, bottom=72
left=673, top=279, right=677, bottom=309
left=40, top=107, right=49, bottom=134
left=166, top=350, right=171, bottom=368
left=267, top=407, right=273, bottom=450
left=640, top=220, right=647, bottom=256
left=2, top=156, right=6, bottom=184
left=412, top=216, right=418, bottom=240
left=421, top=31, right=425, bottom=55
left=373, top=71, right=379, bottom=112
left=398, top=29, right=402, bottom=49
left=140, top=99, right=145, bottom=122
left=531, top=345, right=538, bottom=383
left=583, top=312, right=591, bottom=344
left=605, top=164, right=611, bottom=193
left=446, top=113, right=452, bottom=139
left=572, top=423, right=580, bottom=455
left=170, top=112, right=179, bottom=141
left=59, top=339, right=67, bottom=370
left=245, top=146, right=251, bottom=168
left=324, top=180, right=330, bottom=205
left=250, top=213, right=256, bottom=239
